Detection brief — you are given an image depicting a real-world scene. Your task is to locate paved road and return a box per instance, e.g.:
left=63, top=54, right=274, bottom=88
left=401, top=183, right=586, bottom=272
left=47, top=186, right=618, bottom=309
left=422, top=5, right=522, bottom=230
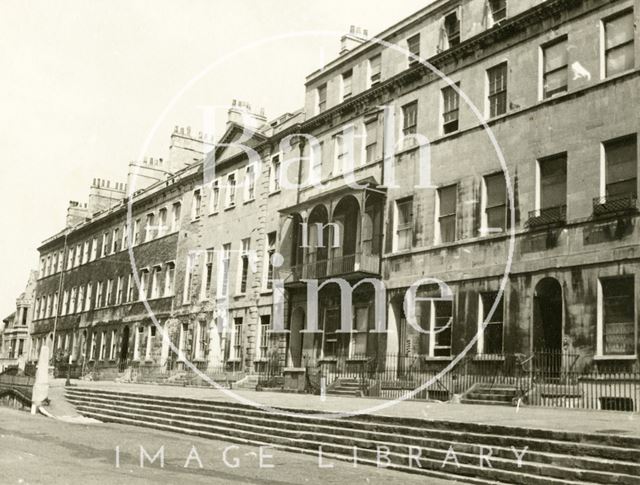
left=0, top=407, right=466, bottom=485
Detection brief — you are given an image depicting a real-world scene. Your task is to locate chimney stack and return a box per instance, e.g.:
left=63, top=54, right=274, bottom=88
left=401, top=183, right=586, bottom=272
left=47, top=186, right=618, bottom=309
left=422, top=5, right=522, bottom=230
left=66, top=201, right=89, bottom=227
left=87, top=178, right=127, bottom=216
left=227, top=99, right=267, bottom=131
left=340, top=25, right=368, bottom=55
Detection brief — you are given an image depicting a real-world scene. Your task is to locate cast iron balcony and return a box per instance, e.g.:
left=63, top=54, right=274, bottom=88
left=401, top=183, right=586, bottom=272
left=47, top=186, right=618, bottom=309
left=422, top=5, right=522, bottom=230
left=593, top=193, right=638, bottom=217
left=526, top=205, right=567, bottom=228
left=287, top=252, right=381, bottom=284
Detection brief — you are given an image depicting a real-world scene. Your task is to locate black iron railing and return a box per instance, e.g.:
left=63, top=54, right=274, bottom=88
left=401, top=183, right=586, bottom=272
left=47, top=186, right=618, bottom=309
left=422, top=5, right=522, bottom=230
left=527, top=205, right=567, bottom=227
left=593, top=194, right=638, bottom=216
left=288, top=253, right=381, bottom=283
left=269, top=349, right=640, bottom=412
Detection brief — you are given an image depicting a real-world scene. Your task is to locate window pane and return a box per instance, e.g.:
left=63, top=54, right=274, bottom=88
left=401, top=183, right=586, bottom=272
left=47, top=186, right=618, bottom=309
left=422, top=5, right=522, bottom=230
left=487, top=206, right=507, bottom=231
left=408, top=34, right=420, bottom=57
left=544, top=69, right=568, bottom=96
left=440, top=215, right=456, bottom=243
left=540, top=155, right=567, bottom=209
left=544, top=40, right=568, bottom=72
left=602, top=277, right=635, bottom=355
left=607, top=43, right=635, bottom=76
left=606, top=136, right=638, bottom=195
left=439, top=185, right=457, bottom=215
left=397, top=200, right=412, bottom=225
left=485, top=173, right=506, bottom=207
left=606, top=13, right=634, bottom=49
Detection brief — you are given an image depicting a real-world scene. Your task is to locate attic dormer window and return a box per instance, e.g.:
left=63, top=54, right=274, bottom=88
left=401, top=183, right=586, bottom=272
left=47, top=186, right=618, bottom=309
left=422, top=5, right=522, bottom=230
left=489, top=0, right=507, bottom=25
left=407, top=34, right=421, bottom=66
left=342, top=70, right=353, bottom=100
left=317, top=84, right=327, bottom=114
left=444, top=11, right=460, bottom=48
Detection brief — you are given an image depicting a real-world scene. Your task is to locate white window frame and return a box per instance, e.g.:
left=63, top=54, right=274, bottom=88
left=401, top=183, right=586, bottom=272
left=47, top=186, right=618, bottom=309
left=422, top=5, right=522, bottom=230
left=191, top=189, right=202, bottom=220
left=596, top=276, right=637, bottom=358
left=84, top=283, right=92, bottom=311
left=209, top=179, right=220, bottom=214
left=244, top=163, right=257, bottom=202
left=164, top=262, right=176, bottom=297
left=183, top=255, right=194, bottom=304
left=109, top=329, right=117, bottom=360
left=225, top=172, right=237, bottom=208
left=269, top=154, right=281, bottom=193
left=170, top=201, right=182, bottom=232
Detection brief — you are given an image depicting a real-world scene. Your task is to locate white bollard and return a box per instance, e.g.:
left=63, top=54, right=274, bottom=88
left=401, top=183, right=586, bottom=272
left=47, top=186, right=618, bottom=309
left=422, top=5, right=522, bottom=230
left=31, top=345, right=50, bottom=414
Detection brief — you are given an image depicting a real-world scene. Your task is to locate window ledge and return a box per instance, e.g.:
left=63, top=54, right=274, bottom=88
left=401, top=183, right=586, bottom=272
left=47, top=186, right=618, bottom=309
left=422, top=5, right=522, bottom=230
left=268, top=190, right=281, bottom=197
left=224, top=205, right=236, bottom=211
left=208, top=211, right=219, bottom=217
left=422, top=356, right=453, bottom=362
left=593, top=355, right=637, bottom=361
left=473, top=354, right=505, bottom=361
left=244, top=198, right=255, bottom=205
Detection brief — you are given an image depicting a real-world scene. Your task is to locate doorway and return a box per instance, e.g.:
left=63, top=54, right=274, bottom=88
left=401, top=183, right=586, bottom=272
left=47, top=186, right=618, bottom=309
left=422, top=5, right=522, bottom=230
left=533, top=277, right=563, bottom=351
left=289, top=308, right=305, bottom=368
left=119, top=326, right=130, bottom=362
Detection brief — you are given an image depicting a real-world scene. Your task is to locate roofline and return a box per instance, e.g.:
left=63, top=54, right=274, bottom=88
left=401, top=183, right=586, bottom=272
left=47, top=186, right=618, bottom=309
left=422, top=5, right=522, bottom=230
left=305, top=0, right=452, bottom=85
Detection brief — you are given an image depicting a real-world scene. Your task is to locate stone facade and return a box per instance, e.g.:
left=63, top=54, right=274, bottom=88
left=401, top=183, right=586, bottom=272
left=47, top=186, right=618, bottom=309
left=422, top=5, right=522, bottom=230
left=31, top=0, right=640, bottom=384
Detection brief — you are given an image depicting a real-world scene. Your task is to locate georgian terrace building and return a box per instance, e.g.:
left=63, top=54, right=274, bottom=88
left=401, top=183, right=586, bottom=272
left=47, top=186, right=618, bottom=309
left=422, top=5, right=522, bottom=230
left=31, top=132, right=204, bottom=376
left=31, top=0, right=640, bottom=396
left=273, top=0, right=640, bottom=380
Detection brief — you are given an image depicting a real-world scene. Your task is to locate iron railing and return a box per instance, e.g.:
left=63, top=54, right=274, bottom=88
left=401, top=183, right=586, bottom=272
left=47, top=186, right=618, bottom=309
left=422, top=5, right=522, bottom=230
left=289, top=253, right=381, bottom=282
left=593, top=193, right=638, bottom=216
left=527, top=205, right=567, bottom=227
left=263, top=349, right=639, bottom=412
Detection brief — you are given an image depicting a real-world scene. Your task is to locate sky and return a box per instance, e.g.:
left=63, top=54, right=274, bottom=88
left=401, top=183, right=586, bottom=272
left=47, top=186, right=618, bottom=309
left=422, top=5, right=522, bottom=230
left=0, top=0, right=432, bottom=315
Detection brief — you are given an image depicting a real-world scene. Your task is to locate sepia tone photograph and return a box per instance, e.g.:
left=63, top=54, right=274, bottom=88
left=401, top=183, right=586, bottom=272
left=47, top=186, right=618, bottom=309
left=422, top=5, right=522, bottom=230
left=1, top=0, right=639, bottom=483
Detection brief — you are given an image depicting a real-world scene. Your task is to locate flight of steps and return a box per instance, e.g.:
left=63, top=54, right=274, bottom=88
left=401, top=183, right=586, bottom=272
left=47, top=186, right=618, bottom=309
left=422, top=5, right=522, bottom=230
left=234, top=374, right=260, bottom=390
left=327, top=378, right=363, bottom=396
left=462, top=384, right=519, bottom=406
left=65, top=387, right=640, bottom=485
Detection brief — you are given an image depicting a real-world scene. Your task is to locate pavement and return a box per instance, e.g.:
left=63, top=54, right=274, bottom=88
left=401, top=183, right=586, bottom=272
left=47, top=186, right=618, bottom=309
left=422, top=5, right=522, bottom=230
left=67, top=379, right=640, bottom=437
left=0, top=406, right=464, bottom=485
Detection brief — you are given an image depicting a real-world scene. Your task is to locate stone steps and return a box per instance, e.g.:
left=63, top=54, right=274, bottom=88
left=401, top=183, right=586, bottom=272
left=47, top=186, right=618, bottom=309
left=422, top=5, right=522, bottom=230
left=65, top=387, right=640, bottom=485
left=327, top=378, right=362, bottom=396
left=462, top=384, right=519, bottom=407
